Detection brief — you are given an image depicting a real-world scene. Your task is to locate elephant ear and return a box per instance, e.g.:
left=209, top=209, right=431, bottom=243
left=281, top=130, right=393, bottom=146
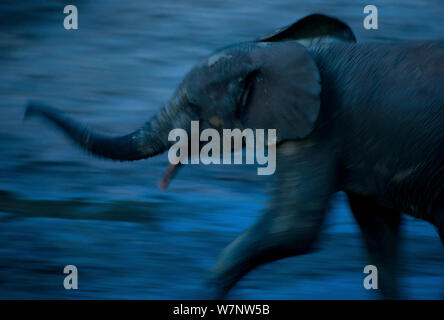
left=257, top=13, right=356, bottom=45
left=239, top=42, right=321, bottom=142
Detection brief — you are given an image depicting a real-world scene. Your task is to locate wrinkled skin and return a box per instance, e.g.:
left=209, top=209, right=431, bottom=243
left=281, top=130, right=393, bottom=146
left=26, top=14, right=444, bottom=299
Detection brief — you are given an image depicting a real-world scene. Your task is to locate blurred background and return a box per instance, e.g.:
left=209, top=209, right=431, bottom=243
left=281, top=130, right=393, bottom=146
left=0, top=0, right=443, bottom=299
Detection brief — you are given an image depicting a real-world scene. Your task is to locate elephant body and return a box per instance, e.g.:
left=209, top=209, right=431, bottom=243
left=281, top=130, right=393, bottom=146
left=26, top=14, right=444, bottom=299
left=312, top=41, right=444, bottom=222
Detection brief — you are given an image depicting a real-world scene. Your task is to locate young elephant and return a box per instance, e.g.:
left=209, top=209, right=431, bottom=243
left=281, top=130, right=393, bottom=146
left=26, top=14, right=444, bottom=299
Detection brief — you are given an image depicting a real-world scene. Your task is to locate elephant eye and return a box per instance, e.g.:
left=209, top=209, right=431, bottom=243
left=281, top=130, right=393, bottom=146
left=238, top=70, right=257, bottom=114
left=187, top=100, right=200, bottom=114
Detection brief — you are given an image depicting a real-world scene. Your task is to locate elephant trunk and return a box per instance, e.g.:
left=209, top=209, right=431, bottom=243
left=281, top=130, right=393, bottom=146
left=25, top=100, right=189, bottom=161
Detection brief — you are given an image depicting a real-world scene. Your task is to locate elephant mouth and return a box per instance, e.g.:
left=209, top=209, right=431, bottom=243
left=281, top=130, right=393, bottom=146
left=159, top=162, right=182, bottom=190
left=160, top=120, right=278, bottom=190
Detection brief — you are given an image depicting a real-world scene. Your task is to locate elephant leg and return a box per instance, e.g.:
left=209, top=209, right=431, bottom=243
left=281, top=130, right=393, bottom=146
left=439, top=222, right=444, bottom=245
left=205, top=141, right=336, bottom=299
left=431, top=206, right=444, bottom=244
left=346, top=192, right=402, bottom=299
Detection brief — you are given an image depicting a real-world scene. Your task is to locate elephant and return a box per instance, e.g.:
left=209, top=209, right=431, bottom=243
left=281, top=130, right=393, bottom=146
left=25, top=14, right=444, bottom=299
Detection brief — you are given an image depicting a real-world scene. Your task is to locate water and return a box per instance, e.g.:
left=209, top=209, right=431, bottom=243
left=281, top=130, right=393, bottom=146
left=0, top=0, right=443, bottom=299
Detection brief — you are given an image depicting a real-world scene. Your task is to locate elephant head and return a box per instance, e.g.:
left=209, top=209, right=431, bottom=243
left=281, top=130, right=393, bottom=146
left=25, top=14, right=354, bottom=187
left=179, top=41, right=321, bottom=140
